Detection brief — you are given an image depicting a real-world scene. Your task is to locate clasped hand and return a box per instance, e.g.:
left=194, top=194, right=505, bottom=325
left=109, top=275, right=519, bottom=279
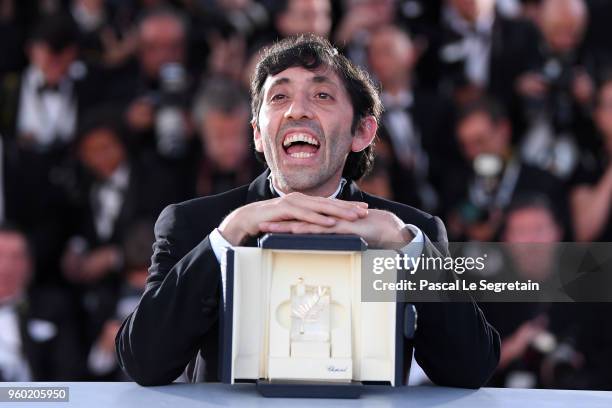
left=218, top=192, right=412, bottom=249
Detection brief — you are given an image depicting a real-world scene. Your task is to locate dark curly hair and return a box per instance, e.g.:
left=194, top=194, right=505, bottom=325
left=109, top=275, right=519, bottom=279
left=250, top=35, right=382, bottom=181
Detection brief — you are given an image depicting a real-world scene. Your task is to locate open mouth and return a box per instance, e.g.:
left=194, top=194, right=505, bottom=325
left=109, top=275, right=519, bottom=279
left=282, top=132, right=321, bottom=159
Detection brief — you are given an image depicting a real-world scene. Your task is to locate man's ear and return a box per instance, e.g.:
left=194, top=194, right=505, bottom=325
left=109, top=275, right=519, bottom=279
left=252, top=120, right=263, bottom=152
left=351, top=116, right=377, bottom=152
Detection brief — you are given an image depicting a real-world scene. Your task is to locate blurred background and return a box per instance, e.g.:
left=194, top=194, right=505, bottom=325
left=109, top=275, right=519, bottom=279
left=0, top=0, right=611, bottom=390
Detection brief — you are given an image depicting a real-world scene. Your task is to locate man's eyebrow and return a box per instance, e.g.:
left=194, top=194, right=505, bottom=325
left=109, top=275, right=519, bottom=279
left=311, top=75, right=338, bottom=86
left=267, top=77, right=290, bottom=89
left=265, top=75, right=338, bottom=92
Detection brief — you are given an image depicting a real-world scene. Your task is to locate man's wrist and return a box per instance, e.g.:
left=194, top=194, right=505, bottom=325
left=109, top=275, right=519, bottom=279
left=382, top=214, right=414, bottom=249
left=384, top=226, right=413, bottom=249
left=219, top=208, right=248, bottom=246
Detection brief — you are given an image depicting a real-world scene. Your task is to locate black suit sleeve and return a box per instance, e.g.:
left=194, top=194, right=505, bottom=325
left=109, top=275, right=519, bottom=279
left=413, top=217, right=500, bottom=388
left=115, top=204, right=221, bottom=385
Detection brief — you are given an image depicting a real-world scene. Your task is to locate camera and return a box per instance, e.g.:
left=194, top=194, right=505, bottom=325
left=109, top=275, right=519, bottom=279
left=155, top=63, right=188, bottom=159
left=458, top=153, right=505, bottom=225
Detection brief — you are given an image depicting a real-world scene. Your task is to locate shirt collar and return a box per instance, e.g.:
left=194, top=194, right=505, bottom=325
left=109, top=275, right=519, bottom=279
left=26, top=66, right=73, bottom=95
left=267, top=174, right=347, bottom=199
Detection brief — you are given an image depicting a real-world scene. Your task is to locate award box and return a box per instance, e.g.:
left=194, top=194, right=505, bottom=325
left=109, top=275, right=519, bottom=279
left=219, top=234, right=407, bottom=398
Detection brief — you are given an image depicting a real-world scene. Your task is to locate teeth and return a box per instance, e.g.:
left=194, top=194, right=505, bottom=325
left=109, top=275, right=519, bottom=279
left=290, top=152, right=314, bottom=158
left=283, top=133, right=320, bottom=147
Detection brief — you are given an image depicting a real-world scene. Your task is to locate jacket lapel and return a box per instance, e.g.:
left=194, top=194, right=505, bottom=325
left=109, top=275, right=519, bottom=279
left=338, top=179, right=364, bottom=202
left=245, top=169, right=275, bottom=204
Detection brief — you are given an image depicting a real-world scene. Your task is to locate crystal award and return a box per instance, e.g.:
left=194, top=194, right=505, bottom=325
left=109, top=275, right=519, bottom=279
left=290, top=277, right=331, bottom=343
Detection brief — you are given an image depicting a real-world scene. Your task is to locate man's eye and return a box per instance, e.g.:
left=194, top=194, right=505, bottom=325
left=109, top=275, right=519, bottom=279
left=316, top=92, right=333, bottom=100
left=270, top=94, right=286, bottom=102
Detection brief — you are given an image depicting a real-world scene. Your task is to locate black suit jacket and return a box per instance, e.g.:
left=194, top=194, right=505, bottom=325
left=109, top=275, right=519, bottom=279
left=116, top=170, right=500, bottom=388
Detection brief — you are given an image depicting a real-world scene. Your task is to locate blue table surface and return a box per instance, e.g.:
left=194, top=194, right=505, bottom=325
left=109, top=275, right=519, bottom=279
left=1, top=382, right=611, bottom=407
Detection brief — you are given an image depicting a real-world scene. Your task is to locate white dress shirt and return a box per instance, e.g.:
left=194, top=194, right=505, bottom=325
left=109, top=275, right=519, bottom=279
left=16, top=66, right=77, bottom=149
left=92, top=164, right=130, bottom=241
left=0, top=304, right=31, bottom=381
left=441, top=5, right=495, bottom=87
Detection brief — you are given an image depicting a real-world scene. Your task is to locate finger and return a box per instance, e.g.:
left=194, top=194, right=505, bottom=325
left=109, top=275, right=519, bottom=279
left=275, top=203, right=340, bottom=226
left=294, top=201, right=362, bottom=222
left=287, top=192, right=368, bottom=211
left=328, top=199, right=369, bottom=218
left=312, top=195, right=369, bottom=210
left=322, top=219, right=360, bottom=237
left=265, top=218, right=356, bottom=237
left=287, top=195, right=368, bottom=220
left=255, top=200, right=336, bottom=227
left=331, top=198, right=369, bottom=214
left=260, top=221, right=331, bottom=235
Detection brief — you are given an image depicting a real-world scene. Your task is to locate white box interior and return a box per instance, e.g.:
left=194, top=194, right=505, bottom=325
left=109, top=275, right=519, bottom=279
left=229, top=247, right=397, bottom=384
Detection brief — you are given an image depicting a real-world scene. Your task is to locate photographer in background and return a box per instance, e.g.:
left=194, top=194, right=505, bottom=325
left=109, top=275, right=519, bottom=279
left=516, top=0, right=597, bottom=180
left=446, top=98, right=568, bottom=241
left=481, top=195, right=589, bottom=389
left=117, top=8, right=196, bottom=161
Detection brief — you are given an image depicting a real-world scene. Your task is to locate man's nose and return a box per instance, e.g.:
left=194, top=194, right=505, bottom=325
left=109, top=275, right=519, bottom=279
left=283, top=94, right=314, bottom=120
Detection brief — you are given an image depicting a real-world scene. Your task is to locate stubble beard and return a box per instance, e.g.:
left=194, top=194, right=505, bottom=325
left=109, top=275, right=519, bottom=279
left=273, top=166, right=329, bottom=193
left=270, top=140, right=349, bottom=195
left=262, top=120, right=351, bottom=194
